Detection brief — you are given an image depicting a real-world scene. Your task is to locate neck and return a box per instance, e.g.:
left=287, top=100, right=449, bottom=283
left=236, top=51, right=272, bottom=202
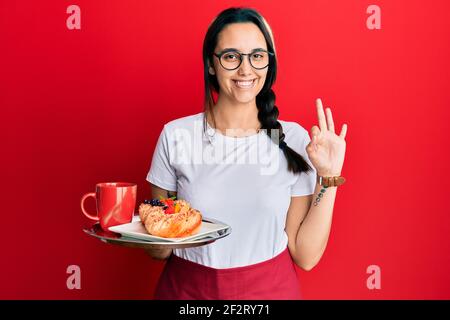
left=208, top=94, right=261, bottom=131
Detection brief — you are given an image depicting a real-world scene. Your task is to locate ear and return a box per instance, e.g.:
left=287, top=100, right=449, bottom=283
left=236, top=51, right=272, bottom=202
left=207, top=60, right=215, bottom=75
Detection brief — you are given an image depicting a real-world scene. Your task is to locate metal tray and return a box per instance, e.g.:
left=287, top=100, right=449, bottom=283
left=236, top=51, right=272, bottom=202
left=83, top=216, right=232, bottom=249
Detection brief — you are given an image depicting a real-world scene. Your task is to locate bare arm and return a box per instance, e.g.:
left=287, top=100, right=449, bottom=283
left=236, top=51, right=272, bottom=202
left=286, top=98, right=346, bottom=271
left=285, top=181, right=337, bottom=271
left=144, top=184, right=177, bottom=260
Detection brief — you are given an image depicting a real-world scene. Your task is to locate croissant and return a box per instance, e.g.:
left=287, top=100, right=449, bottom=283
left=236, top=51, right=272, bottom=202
left=138, top=199, right=202, bottom=238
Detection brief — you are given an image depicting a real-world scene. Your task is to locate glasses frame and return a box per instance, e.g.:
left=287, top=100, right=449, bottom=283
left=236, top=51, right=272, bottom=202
left=213, top=49, right=275, bottom=71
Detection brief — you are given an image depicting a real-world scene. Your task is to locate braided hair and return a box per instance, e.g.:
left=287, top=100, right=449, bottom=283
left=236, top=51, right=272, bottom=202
left=202, top=7, right=313, bottom=174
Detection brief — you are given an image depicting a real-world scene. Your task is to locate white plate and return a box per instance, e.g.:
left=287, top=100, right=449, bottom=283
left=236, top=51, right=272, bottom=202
left=108, top=215, right=230, bottom=243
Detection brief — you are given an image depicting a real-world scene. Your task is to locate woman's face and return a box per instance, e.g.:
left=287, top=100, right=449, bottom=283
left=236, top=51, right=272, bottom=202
left=210, top=22, right=269, bottom=105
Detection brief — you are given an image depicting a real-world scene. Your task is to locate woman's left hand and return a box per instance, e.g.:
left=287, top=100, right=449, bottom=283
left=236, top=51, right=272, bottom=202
left=306, top=98, right=348, bottom=176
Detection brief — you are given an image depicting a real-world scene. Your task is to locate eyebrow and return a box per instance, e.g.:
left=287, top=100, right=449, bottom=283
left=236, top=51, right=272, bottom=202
left=218, top=47, right=267, bottom=53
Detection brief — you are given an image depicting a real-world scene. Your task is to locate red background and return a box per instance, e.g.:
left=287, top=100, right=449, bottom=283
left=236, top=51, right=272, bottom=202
left=1, top=0, right=449, bottom=299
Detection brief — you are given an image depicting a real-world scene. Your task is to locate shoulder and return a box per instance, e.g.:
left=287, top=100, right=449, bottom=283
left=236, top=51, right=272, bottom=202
left=162, top=112, right=204, bottom=134
left=278, top=119, right=310, bottom=155
left=278, top=119, right=309, bottom=142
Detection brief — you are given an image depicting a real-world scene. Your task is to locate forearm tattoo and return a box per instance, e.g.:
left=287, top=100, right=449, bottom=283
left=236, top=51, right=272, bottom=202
left=313, top=186, right=328, bottom=206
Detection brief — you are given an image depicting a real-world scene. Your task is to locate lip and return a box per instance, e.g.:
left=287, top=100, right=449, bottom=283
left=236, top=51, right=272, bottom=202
left=232, top=78, right=257, bottom=82
left=232, top=78, right=257, bottom=89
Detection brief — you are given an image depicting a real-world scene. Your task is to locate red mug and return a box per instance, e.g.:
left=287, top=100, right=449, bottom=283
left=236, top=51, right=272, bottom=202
left=81, top=182, right=137, bottom=230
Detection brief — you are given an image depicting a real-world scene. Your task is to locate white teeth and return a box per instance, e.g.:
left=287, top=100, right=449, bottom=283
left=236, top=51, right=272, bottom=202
left=234, top=79, right=255, bottom=88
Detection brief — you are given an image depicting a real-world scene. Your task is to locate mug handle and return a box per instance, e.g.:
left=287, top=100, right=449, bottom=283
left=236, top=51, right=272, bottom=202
left=80, top=192, right=99, bottom=221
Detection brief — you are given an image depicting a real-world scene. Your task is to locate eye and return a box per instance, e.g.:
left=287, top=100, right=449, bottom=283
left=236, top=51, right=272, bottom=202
left=223, top=52, right=239, bottom=61
left=252, top=53, right=264, bottom=60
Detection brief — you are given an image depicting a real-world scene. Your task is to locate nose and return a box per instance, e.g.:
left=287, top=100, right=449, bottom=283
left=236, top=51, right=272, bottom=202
left=237, top=55, right=253, bottom=75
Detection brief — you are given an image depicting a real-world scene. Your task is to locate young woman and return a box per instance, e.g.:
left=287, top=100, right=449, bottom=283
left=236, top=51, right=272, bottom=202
left=145, top=7, right=348, bottom=299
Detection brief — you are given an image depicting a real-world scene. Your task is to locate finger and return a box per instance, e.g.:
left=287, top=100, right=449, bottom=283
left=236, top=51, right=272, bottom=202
left=306, top=137, right=317, bottom=153
left=340, top=123, right=347, bottom=139
left=311, top=125, right=320, bottom=139
left=325, top=107, right=335, bottom=133
left=312, top=134, right=319, bottom=151
left=310, top=126, right=320, bottom=152
left=316, top=98, right=327, bottom=132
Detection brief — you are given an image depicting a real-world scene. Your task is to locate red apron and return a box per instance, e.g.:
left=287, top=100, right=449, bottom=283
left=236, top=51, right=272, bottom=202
left=154, top=247, right=302, bottom=300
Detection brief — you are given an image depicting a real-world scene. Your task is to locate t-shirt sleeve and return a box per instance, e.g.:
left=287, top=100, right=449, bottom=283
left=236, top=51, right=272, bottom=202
left=290, top=127, right=317, bottom=197
left=146, top=125, right=178, bottom=191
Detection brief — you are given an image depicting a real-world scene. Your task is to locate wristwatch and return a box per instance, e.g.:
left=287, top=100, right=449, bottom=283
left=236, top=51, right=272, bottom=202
left=317, top=174, right=346, bottom=187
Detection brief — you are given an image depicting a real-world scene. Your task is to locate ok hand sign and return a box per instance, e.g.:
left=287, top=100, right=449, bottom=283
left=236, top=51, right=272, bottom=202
left=306, top=98, right=348, bottom=176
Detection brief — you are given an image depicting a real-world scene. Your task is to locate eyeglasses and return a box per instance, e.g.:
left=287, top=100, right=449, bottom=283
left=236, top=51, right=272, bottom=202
left=213, top=49, right=274, bottom=71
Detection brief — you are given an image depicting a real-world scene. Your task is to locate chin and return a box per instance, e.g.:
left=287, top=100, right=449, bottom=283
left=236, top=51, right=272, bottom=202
left=232, top=88, right=262, bottom=102
left=234, top=94, right=257, bottom=104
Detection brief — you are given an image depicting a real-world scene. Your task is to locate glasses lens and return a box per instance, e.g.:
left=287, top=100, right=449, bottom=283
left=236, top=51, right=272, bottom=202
left=250, top=51, right=269, bottom=69
left=220, top=51, right=241, bottom=70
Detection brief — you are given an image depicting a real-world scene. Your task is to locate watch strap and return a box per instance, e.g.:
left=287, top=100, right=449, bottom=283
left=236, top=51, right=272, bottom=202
left=317, top=175, right=346, bottom=187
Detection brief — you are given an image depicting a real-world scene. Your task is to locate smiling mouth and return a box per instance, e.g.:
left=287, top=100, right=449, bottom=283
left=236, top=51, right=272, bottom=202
left=232, top=79, right=256, bottom=89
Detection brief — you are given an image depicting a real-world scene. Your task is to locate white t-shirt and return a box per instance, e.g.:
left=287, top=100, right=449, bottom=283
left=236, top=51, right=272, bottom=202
left=146, top=112, right=316, bottom=268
